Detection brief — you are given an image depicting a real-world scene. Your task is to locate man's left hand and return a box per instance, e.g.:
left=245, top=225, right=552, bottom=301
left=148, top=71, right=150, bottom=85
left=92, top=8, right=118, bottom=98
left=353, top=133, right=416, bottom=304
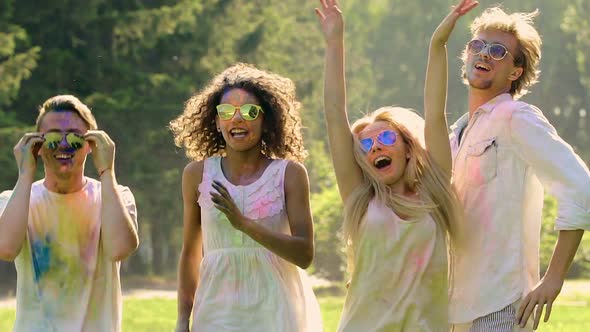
left=516, top=277, right=563, bottom=330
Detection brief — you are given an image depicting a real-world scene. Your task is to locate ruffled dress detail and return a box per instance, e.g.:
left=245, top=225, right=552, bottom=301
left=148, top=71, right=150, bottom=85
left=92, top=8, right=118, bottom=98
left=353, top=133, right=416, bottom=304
left=192, top=157, right=322, bottom=332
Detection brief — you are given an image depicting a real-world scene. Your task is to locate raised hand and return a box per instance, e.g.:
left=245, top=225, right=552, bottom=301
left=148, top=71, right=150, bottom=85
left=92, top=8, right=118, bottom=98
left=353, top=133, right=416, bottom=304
left=432, top=0, right=478, bottom=44
left=315, top=0, right=344, bottom=42
left=84, top=130, right=115, bottom=177
left=14, top=133, right=44, bottom=179
left=210, top=180, right=250, bottom=232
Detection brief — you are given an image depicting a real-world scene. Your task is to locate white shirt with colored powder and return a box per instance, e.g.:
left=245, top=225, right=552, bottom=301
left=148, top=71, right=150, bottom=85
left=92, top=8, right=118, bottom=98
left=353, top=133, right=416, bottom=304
left=449, top=93, right=590, bottom=323
left=0, top=178, right=137, bottom=332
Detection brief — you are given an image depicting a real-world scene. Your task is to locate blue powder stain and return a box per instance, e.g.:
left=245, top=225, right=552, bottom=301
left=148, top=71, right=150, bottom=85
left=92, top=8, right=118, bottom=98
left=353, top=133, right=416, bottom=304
left=31, top=235, right=52, bottom=282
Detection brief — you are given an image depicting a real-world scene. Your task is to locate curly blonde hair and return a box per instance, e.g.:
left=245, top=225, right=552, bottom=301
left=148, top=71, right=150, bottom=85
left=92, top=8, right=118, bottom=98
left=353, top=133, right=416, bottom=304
left=461, top=7, right=542, bottom=99
left=170, top=63, right=307, bottom=162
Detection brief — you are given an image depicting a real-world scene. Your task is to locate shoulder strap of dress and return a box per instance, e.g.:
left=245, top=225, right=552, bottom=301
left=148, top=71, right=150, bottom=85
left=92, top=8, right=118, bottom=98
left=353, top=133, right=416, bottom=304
left=202, top=156, right=221, bottom=181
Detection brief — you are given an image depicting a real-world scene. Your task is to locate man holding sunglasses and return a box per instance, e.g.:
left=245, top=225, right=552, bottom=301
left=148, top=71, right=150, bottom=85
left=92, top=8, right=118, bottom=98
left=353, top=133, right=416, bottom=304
left=448, top=6, right=590, bottom=332
left=0, top=95, right=139, bottom=331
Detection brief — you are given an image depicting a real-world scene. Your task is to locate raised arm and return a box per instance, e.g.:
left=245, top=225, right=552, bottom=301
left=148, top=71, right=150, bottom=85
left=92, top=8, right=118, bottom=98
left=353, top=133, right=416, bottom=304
left=315, top=0, right=363, bottom=202
left=425, top=0, right=478, bottom=178
left=175, top=161, right=204, bottom=332
left=0, top=133, right=44, bottom=261
left=85, top=130, right=139, bottom=261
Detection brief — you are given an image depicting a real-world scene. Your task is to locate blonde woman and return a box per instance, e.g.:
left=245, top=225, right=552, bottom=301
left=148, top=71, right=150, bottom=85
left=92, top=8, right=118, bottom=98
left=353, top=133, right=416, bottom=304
left=315, top=0, right=476, bottom=330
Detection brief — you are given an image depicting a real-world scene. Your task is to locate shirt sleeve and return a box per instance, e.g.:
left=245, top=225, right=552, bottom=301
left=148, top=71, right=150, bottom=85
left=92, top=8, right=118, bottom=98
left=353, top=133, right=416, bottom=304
left=510, top=104, right=590, bottom=231
left=117, top=185, right=138, bottom=231
left=0, top=191, right=13, bottom=216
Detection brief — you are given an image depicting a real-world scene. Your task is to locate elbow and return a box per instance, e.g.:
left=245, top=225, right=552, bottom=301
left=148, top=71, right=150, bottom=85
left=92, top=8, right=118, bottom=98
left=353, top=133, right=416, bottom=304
left=296, top=243, right=314, bottom=269
left=298, top=257, right=313, bottom=270
left=109, top=234, right=139, bottom=262
left=0, top=245, right=19, bottom=262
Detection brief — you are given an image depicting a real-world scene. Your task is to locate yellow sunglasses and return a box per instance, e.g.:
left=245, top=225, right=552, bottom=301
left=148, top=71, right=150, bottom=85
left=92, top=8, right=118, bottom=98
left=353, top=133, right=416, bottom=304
left=43, top=132, right=85, bottom=150
left=216, top=104, right=264, bottom=121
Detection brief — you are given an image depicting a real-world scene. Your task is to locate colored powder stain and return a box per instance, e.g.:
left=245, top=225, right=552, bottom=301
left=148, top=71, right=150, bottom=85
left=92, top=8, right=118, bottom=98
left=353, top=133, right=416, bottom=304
left=32, top=235, right=52, bottom=282
left=251, top=199, right=266, bottom=217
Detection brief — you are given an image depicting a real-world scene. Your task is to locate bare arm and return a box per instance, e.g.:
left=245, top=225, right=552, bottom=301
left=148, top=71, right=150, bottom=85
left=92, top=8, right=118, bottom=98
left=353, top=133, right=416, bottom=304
left=425, top=0, right=478, bottom=177
left=210, top=162, right=314, bottom=269
left=0, top=133, right=44, bottom=261
left=175, top=161, right=203, bottom=332
left=99, top=172, right=139, bottom=261
left=510, top=104, right=590, bottom=328
left=545, top=230, right=584, bottom=281
left=517, top=230, right=584, bottom=329
left=86, top=130, right=139, bottom=261
left=315, top=0, right=363, bottom=202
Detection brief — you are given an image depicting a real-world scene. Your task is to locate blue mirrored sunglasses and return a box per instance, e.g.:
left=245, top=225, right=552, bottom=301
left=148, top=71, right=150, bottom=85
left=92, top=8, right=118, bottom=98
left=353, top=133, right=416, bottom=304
left=359, top=130, right=397, bottom=153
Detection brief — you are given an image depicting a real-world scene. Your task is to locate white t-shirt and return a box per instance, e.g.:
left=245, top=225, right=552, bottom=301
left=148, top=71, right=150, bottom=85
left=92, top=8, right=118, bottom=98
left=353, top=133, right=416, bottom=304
left=0, top=178, right=137, bottom=332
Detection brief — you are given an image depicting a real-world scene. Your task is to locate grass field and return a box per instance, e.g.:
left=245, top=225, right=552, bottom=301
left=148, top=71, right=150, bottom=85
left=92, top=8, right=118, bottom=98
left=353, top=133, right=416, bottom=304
left=1, top=281, right=589, bottom=331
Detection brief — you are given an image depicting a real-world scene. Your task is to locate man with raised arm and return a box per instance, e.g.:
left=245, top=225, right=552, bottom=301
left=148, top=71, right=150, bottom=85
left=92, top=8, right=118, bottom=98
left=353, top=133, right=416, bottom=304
left=449, top=7, right=590, bottom=331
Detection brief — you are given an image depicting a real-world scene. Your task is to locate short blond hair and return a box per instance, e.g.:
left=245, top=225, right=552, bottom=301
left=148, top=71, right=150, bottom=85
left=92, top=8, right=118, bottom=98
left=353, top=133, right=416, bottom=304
left=461, top=7, right=542, bottom=99
left=36, top=95, right=98, bottom=131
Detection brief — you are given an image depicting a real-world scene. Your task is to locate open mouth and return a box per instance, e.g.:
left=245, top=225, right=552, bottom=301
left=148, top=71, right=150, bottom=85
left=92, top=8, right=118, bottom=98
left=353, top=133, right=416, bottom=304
left=474, top=62, right=491, bottom=72
left=229, top=128, right=248, bottom=138
left=54, top=153, right=74, bottom=161
left=373, top=156, right=392, bottom=169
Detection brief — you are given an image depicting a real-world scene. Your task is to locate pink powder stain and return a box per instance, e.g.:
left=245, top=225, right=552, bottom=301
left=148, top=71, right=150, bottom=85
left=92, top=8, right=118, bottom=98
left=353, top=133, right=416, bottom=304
left=466, top=159, right=494, bottom=233
left=468, top=160, right=485, bottom=186
left=80, top=226, right=100, bottom=274
left=218, top=279, right=234, bottom=298
left=414, top=253, right=427, bottom=270
left=251, top=199, right=266, bottom=216
left=409, top=244, right=431, bottom=271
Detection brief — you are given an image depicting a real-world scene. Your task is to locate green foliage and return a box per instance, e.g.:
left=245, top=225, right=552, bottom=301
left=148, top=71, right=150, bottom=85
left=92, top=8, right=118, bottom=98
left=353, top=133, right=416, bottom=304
left=0, top=5, right=40, bottom=116
left=306, top=141, right=346, bottom=280
left=541, top=196, right=590, bottom=278
left=311, top=183, right=345, bottom=281
left=0, top=126, right=41, bottom=190
left=562, top=0, right=590, bottom=91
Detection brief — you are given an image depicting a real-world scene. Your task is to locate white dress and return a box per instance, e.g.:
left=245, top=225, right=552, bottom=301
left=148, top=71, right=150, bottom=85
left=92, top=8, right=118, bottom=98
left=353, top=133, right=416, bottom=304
left=338, top=199, right=449, bottom=332
left=192, top=156, right=322, bottom=332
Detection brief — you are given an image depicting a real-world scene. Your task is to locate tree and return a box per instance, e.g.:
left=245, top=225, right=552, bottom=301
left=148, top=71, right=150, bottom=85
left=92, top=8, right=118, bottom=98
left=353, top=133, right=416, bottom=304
left=0, top=0, right=39, bottom=127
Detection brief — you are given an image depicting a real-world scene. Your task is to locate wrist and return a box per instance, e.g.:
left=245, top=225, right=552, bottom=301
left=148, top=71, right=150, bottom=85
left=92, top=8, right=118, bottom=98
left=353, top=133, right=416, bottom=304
left=542, top=270, right=566, bottom=283
left=17, top=171, right=35, bottom=184
left=175, top=316, right=190, bottom=328
left=99, top=167, right=113, bottom=178
left=326, top=36, right=344, bottom=47
left=238, top=217, right=254, bottom=233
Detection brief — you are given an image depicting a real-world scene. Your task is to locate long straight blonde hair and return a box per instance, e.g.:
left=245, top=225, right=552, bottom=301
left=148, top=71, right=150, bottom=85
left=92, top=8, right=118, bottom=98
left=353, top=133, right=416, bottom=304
left=343, top=107, right=461, bottom=281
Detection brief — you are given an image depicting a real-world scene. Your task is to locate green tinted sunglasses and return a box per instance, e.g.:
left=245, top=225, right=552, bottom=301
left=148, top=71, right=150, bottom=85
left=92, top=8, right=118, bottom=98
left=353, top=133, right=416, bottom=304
left=43, top=132, right=85, bottom=150
left=216, top=104, right=264, bottom=121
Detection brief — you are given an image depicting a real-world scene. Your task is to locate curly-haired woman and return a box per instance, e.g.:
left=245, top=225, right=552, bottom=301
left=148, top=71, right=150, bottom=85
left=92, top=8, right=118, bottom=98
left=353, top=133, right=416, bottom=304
left=170, top=63, right=322, bottom=332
